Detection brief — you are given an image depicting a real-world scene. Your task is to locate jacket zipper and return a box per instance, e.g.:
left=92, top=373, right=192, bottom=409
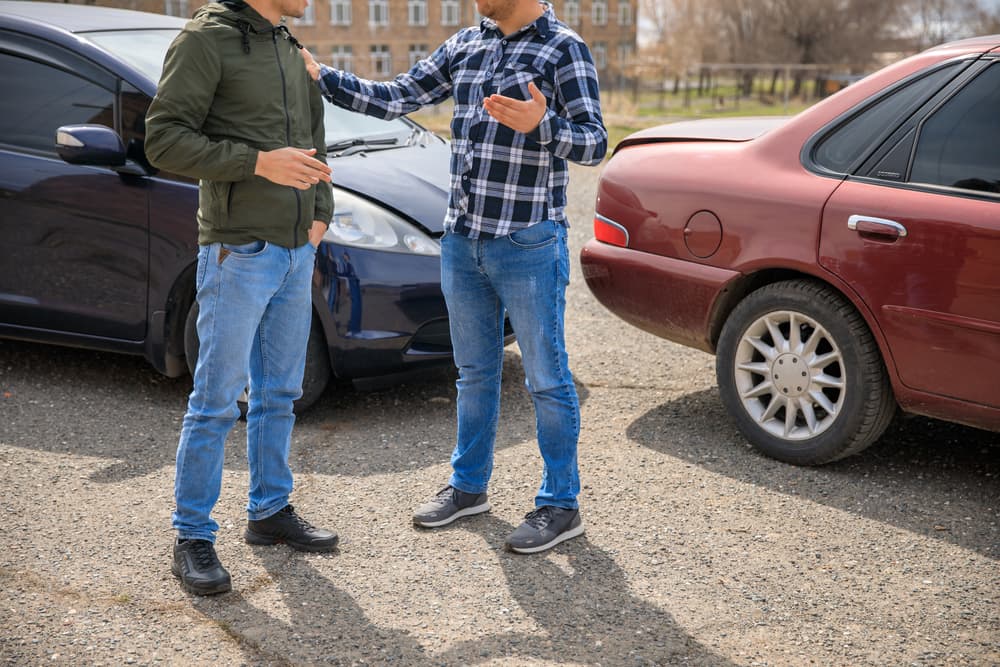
left=272, top=30, right=302, bottom=248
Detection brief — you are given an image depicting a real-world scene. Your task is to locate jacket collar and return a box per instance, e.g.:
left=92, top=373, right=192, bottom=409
left=480, top=1, right=554, bottom=41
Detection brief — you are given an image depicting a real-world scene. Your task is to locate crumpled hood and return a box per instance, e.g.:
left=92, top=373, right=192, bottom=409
left=331, top=139, right=451, bottom=235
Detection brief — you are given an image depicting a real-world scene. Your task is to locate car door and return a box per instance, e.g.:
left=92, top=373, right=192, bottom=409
left=0, top=35, right=149, bottom=341
left=819, top=59, right=1000, bottom=407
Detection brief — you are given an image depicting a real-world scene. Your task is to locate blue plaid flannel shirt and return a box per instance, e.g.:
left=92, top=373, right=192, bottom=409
left=316, top=3, right=607, bottom=239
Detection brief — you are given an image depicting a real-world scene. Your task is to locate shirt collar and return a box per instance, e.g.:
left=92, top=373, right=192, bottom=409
left=479, top=1, right=554, bottom=40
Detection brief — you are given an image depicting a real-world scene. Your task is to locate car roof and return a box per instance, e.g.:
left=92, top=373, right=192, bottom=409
left=924, top=33, right=1000, bottom=56
left=0, top=0, right=187, bottom=32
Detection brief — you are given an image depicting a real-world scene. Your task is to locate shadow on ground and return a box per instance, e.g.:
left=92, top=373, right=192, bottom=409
left=196, top=515, right=733, bottom=666
left=0, top=339, right=589, bottom=481
left=626, top=388, right=1000, bottom=560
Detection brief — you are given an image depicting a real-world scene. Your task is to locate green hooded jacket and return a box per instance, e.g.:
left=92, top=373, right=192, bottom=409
left=145, top=1, right=333, bottom=248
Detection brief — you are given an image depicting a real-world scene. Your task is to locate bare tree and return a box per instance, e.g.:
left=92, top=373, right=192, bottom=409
left=906, top=0, right=991, bottom=48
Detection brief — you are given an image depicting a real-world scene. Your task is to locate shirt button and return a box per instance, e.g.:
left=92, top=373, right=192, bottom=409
left=463, top=175, right=469, bottom=180
left=502, top=39, right=507, bottom=45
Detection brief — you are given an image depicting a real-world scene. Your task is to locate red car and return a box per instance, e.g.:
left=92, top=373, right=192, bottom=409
left=582, top=36, right=1000, bottom=465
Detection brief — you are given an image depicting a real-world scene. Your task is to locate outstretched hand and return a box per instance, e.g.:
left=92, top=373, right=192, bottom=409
left=300, top=46, right=321, bottom=81
left=483, top=81, right=548, bottom=134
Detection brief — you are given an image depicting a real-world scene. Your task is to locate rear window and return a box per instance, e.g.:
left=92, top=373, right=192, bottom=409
left=811, top=63, right=962, bottom=174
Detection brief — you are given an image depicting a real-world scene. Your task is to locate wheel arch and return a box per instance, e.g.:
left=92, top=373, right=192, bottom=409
left=707, top=267, right=902, bottom=389
left=158, top=263, right=198, bottom=378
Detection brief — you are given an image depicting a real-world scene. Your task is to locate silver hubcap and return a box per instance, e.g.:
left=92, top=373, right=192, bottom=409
left=733, top=310, right=846, bottom=441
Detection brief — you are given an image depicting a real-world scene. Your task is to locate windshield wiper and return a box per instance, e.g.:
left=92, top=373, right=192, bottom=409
left=326, top=135, right=401, bottom=156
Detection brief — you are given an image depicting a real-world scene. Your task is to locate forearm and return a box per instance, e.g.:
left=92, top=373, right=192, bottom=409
left=145, top=110, right=258, bottom=181
left=530, top=110, right=608, bottom=166
left=316, top=65, right=426, bottom=120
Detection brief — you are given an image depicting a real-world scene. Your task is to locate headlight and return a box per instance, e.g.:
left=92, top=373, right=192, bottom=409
left=323, top=188, right=440, bottom=256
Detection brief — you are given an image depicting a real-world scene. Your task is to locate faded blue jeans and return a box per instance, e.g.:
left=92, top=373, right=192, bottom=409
left=441, top=220, right=581, bottom=509
left=173, top=240, right=316, bottom=542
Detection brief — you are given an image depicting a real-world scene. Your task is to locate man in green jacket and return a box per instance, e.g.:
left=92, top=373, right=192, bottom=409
left=145, top=0, right=338, bottom=596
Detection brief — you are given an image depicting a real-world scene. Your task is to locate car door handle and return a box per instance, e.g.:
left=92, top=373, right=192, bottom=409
left=847, top=214, right=907, bottom=240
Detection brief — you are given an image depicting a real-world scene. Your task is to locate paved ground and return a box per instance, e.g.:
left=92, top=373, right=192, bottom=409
left=1, top=165, right=998, bottom=666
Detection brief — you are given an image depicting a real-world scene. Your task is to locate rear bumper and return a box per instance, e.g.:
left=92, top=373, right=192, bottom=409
left=580, top=239, right=741, bottom=354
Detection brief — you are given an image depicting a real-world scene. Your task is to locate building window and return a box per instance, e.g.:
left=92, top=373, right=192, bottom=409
left=408, top=0, right=428, bottom=25
left=441, top=0, right=460, bottom=25
left=617, top=41, right=634, bottom=68
left=292, top=2, right=315, bottom=25
left=592, top=41, right=607, bottom=70
left=617, top=0, right=632, bottom=26
left=332, top=45, right=353, bottom=71
left=371, top=44, right=392, bottom=76
left=164, top=0, right=189, bottom=17
left=369, top=0, right=389, bottom=26
left=562, top=0, right=579, bottom=26
left=592, top=0, right=607, bottom=25
left=331, top=0, right=352, bottom=24
left=409, top=43, right=429, bottom=68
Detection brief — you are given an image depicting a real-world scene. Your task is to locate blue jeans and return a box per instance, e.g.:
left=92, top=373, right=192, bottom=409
left=441, top=220, right=581, bottom=509
left=173, top=240, right=316, bottom=542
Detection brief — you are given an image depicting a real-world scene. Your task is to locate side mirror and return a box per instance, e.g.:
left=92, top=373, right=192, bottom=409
left=55, top=124, right=127, bottom=167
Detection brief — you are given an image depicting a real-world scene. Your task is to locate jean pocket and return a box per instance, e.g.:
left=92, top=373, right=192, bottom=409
left=507, top=221, right=558, bottom=249
left=221, top=240, right=267, bottom=257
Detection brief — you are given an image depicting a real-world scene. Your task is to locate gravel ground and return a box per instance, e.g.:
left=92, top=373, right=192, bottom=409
left=1, top=164, right=998, bottom=666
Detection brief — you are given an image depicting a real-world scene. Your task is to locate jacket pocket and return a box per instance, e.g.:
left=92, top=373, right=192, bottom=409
left=228, top=177, right=298, bottom=232
left=199, top=180, right=232, bottom=225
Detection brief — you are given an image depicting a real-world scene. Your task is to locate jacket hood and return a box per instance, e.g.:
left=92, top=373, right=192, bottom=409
left=193, top=1, right=272, bottom=31
left=191, top=1, right=288, bottom=53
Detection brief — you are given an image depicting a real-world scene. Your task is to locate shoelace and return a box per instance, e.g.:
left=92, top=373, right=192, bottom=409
left=522, top=507, right=555, bottom=530
left=283, top=505, right=316, bottom=531
left=187, top=540, right=221, bottom=569
left=432, top=486, right=456, bottom=505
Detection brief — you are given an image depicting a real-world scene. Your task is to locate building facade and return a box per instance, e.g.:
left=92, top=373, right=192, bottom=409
left=79, top=0, right=637, bottom=86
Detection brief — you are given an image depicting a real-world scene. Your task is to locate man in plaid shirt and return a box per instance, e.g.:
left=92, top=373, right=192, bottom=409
left=303, top=0, right=606, bottom=553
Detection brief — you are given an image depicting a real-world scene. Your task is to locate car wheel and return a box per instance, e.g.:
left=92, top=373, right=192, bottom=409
left=715, top=280, right=895, bottom=465
left=183, top=302, right=330, bottom=416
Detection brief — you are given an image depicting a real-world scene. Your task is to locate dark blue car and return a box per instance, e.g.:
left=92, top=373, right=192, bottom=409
left=0, top=1, right=503, bottom=411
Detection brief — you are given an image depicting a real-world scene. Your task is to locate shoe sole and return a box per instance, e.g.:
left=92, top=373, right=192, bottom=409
left=505, top=522, right=585, bottom=554
left=412, top=501, right=491, bottom=528
left=244, top=530, right=339, bottom=552
left=171, top=563, right=232, bottom=596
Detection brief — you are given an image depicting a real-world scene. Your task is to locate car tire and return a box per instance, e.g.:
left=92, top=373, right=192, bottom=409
left=183, top=301, right=330, bottom=417
left=715, top=279, right=896, bottom=465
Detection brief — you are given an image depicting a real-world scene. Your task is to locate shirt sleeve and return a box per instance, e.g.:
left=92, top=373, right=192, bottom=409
left=527, top=39, right=608, bottom=166
left=144, top=29, right=258, bottom=181
left=316, top=35, right=456, bottom=119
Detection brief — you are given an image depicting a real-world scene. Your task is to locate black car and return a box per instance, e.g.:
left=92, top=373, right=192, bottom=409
left=0, top=1, right=504, bottom=411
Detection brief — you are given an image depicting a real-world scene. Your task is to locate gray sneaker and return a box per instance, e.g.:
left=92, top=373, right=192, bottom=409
left=505, top=506, right=584, bottom=554
left=413, top=485, right=491, bottom=528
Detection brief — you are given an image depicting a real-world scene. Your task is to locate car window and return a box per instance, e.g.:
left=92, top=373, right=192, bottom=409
left=0, top=52, right=114, bottom=154
left=811, top=62, right=962, bottom=174
left=87, top=27, right=419, bottom=148
left=86, top=29, right=179, bottom=83
left=909, top=62, right=1000, bottom=194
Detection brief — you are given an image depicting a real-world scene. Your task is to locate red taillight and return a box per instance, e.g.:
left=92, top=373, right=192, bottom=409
left=593, top=215, right=629, bottom=248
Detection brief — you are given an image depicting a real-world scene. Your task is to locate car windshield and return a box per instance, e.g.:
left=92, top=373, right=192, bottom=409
left=85, top=28, right=415, bottom=148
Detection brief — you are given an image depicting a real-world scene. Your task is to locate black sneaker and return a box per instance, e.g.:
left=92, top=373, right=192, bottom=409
left=505, top=506, right=584, bottom=554
left=245, top=505, right=339, bottom=552
left=412, top=485, right=491, bottom=528
left=172, top=539, right=232, bottom=596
